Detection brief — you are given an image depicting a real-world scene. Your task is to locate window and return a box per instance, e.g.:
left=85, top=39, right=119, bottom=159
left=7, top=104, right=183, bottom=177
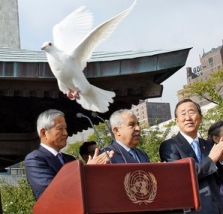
left=208, top=57, right=213, bottom=67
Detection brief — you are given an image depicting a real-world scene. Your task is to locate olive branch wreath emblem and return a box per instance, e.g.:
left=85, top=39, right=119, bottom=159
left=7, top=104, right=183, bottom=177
left=124, top=170, right=157, bottom=205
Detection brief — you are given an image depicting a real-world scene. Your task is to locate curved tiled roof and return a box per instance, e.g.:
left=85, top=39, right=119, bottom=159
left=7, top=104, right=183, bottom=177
left=0, top=46, right=191, bottom=170
left=0, top=47, right=190, bottom=62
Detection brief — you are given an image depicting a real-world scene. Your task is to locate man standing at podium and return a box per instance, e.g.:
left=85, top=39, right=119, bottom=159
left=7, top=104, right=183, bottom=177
left=105, top=109, right=150, bottom=163
left=25, top=109, right=114, bottom=201
left=159, top=99, right=223, bottom=213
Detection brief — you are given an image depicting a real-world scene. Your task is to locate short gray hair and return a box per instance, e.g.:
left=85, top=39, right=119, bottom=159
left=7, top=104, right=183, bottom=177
left=109, top=109, right=134, bottom=129
left=37, top=109, right=64, bottom=137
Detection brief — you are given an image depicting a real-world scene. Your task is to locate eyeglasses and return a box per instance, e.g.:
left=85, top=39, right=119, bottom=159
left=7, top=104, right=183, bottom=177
left=178, top=110, right=198, bottom=118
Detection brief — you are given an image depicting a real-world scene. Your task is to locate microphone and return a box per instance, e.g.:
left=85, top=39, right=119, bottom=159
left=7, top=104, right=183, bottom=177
left=76, top=113, right=111, bottom=163
left=91, top=112, right=127, bottom=163
left=76, top=113, right=84, bottom=119
left=91, top=112, right=115, bottom=140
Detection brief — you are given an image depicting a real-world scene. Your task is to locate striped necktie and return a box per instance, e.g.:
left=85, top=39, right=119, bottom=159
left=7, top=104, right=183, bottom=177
left=57, top=153, right=65, bottom=165
left=129, top=149, right=140, bottom=163
left=191, top=140, right=202, bottom=162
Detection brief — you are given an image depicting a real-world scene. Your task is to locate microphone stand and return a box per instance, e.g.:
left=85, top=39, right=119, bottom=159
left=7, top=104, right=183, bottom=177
left=91, top=112, right=115, bottom=140
left=76, top=113, right=112, bottom=164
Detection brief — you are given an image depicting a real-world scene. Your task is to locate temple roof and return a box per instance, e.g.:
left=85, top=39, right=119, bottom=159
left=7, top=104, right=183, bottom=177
left=0, top=47, right=191, bottom=170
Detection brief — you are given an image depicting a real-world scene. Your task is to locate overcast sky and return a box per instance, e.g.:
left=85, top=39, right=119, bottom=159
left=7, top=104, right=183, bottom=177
left=17, top=0, right=223, bottom=116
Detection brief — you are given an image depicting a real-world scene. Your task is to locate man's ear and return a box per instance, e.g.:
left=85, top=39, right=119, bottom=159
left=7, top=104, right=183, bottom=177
left=40, top=128, right=46, bottom=138
left=175, top=117, right=178, bottom=125
left=113, top=127, right=120, bottom=135
left=213, top=136, right=220, bottom=144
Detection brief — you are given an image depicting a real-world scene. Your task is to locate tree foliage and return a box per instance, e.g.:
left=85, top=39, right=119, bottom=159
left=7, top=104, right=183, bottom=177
left=0, top=178, right=35, bottom=214
left=87, top=122, right=112, bottom=148
left=138, top=121, right=178, bottom=162
left=179, top=69, right=223, bottom=106
left=63, top=141, right=82, bottom=160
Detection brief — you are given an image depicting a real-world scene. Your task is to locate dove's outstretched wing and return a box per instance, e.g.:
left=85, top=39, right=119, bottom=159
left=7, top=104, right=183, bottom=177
left=70, top=0, right=137, bottom=69
left=42, top=1, right=137, bottom=113
left=53, top=6, right=93, bottom=52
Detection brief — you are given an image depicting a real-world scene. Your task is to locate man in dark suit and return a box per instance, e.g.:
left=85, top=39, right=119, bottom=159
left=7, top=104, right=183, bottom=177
left=159, top=99, right=223, bottom=214
left=105, top=109, right=150, bottom=163
left=25, top=109, right=114, bottom=200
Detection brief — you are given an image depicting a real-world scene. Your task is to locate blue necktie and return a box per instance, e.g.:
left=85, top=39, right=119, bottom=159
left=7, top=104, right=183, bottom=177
left=191, top=140, right=202, bottom=162
left=129, top=149, right=140, bottom=163
left=57, top=153, right=65, bottom=165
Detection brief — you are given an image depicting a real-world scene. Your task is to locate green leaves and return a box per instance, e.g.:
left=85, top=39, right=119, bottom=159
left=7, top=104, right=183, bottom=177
left=63, top=141, right=82, bottom=159
left=0, top=178, right=35, bottom=214
left=138, top=122, right=174, bottom=162
left=179, top=69, right=223, bottom=106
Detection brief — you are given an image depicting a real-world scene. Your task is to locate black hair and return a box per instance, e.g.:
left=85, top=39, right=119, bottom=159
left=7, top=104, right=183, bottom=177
left=79, top=141, right=97, bottom=156
left=207, top=120, right=223, bottom=142
left=174, top=99, right=202, bottom=118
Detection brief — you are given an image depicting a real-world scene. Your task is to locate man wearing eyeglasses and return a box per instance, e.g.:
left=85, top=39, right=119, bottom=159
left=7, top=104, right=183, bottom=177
left=159, top=99, right=223, bottom=213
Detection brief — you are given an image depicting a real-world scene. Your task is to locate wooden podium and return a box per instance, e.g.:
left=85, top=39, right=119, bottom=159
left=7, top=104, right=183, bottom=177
left=33, top=158, right=200, bottom=214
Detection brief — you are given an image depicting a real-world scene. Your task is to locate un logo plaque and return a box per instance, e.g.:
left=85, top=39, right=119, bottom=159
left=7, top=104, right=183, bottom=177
left=124, top=170, right=157, bottom=205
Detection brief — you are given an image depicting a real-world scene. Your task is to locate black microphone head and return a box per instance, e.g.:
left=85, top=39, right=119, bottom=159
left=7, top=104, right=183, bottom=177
left=76, top=113, right=83, bottom=118
left=91, top=112, right=98, bottom=118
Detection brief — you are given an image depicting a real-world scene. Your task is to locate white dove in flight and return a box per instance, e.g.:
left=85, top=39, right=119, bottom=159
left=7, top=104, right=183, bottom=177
left=41, top=0, right=137, bottom=113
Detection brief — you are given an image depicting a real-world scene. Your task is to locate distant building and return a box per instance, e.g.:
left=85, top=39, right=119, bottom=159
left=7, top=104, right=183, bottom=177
left=131, top=100, right=171, bottom=126
left=0, top=0, right=20, bottom=48
left=178, top=42, right=223, bottom=106
left=0, top=162, right=25, bottom=185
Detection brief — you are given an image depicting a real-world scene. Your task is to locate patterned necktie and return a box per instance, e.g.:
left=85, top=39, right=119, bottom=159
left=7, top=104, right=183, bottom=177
left=57, top=153, right=65, bottom=165
left=191, top=140, right=202, bottom=162
left=129, top=149, right=140, bottom=163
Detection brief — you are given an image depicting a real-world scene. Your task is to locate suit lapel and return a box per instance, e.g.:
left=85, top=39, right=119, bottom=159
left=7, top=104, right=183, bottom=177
left=199, top=138, right=210, bottom=160
left=61, top=153, right=75, bottom=163
left=134, top=149, right=148, bottom=162
left=38, top=145, right=63, bottom=171
left=110, top=141, right=139, bottom=163
left=175, top=133, right=198, bottom=161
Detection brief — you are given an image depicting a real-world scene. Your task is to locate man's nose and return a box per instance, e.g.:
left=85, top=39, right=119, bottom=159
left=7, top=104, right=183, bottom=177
left=63, top=129, right=68, bottom=135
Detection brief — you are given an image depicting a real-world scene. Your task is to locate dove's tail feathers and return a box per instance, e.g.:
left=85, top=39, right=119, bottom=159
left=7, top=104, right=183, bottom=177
left=74, top=0, right=137, bottom=64
left=76, top=85, right=115, bottom=113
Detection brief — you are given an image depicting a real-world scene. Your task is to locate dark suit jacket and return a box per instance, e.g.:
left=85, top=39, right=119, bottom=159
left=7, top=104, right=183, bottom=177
left=216, top=161, right=223, bottom=202
left=104, top=140, right=150, bottom=163
left=24, top=145, right=75, bottom=200
left=159, top=132, right=223, bottom=214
